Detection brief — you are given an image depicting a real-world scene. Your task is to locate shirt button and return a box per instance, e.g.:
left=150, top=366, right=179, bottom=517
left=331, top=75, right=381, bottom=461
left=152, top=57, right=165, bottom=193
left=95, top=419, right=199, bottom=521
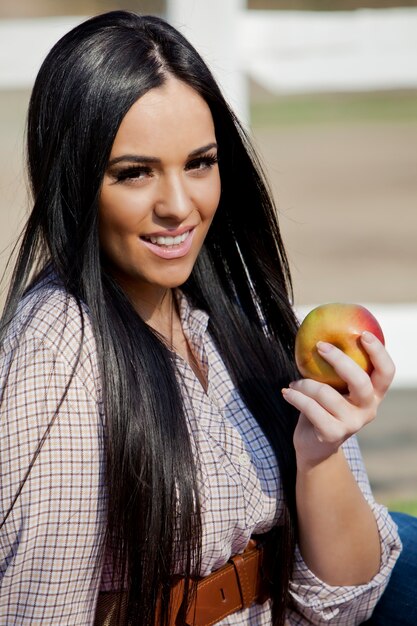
left=238, top=452, right=251, bottom=466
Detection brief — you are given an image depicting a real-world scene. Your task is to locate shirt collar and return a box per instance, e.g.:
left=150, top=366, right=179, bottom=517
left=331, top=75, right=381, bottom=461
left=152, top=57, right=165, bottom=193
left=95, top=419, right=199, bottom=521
left=175, top=289, right=210, bottom=340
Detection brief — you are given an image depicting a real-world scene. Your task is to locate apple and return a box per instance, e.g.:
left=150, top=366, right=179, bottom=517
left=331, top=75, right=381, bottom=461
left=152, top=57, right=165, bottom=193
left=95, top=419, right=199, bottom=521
left=295, top=303, right=385, bottom=392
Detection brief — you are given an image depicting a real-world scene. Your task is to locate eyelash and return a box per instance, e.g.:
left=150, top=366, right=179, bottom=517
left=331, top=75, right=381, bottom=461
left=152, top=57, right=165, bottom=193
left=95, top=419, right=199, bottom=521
left=115, top=166, right=152, bottom=182
left=113, top=154, right=218, bottom=183
left=185, top=154, right=218, bottom=171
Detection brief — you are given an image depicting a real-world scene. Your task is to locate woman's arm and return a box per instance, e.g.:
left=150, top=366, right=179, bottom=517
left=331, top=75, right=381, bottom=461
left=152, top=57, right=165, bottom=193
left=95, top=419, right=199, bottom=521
left=282, top=331, right=395, bottom=586
left=0, top=331, right=106, bottom=625
left=294, top=444, right=380, bottom=585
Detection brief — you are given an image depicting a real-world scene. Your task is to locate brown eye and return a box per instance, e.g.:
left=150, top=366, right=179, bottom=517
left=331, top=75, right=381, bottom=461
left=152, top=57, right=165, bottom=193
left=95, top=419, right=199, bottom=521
left=185, top=154, right=218, bottom=172
left=114, top=166, right=153, bottom=182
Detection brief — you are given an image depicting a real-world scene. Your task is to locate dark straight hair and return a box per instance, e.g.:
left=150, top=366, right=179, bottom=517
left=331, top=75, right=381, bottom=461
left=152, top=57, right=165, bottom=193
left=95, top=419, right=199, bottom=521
left=1, top=11, right=300, bottom=625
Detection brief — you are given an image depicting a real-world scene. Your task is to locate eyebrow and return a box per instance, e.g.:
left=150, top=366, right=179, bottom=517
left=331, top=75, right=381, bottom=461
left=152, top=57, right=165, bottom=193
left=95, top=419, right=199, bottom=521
left=107, top=142, right=218, bottom=167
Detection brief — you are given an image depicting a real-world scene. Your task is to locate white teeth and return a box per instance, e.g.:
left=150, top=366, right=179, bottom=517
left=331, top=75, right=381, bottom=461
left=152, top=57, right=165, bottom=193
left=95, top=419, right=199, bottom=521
left=148, top=231, right=189, bottom=246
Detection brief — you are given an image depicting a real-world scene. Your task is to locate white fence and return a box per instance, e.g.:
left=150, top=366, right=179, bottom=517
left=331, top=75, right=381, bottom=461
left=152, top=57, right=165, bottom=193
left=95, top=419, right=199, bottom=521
left=0, top=16, right=83, bottom=89
left=1, top=8, right=417, bottom=93
left=240, top=8, right=417, bottom=94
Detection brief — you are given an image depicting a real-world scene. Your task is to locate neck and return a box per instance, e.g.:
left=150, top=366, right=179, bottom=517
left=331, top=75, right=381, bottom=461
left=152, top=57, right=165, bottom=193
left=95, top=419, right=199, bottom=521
left=109, top=274, right=180, bottom=346
left=113, top=275, right=172, bottom=326
left=134, top=289, right=173, bottom=328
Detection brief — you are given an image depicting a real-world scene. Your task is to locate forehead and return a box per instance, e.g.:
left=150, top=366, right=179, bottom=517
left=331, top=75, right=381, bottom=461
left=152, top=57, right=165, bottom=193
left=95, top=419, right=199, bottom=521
left=110, top=77, right=216, bottom=157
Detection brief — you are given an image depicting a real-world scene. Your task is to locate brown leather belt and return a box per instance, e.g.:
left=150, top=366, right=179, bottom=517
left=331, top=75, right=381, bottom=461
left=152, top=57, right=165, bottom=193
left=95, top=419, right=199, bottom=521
left=95, top=536, right=273, bottom=626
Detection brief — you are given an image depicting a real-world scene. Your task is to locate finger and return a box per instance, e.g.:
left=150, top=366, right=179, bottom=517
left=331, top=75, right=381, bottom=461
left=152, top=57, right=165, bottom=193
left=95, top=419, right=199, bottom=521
left=289, top=378, right=349, bottom=418
left=282, top=387, right=349, bottom=444
left=289, top=378, right=369, bottom=433
left=316, top=341, right=374, bottom=406
left=360, top=331, right=396, bottom=396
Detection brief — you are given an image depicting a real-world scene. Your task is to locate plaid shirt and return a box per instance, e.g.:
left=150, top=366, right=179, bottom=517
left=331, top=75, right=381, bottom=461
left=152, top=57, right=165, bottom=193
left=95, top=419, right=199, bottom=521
left=0, top=278, right=401, bottom=625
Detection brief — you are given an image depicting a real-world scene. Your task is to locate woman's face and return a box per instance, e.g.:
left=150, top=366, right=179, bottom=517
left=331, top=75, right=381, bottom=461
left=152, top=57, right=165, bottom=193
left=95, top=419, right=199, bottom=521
left=98, top=76, right=221, bottom=299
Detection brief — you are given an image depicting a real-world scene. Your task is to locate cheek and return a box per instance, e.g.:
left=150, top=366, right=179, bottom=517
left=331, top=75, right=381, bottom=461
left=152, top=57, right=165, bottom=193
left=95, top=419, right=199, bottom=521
left=213, top=173, right=222, bottom=208
left=98, top=188, right=150, bottom=239
left=197, top=172, right=221, bottom=219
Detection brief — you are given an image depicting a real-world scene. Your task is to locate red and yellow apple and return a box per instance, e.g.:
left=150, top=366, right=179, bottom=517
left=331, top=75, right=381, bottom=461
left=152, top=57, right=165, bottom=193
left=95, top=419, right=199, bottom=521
left=295, top=303, right=385, bottom=392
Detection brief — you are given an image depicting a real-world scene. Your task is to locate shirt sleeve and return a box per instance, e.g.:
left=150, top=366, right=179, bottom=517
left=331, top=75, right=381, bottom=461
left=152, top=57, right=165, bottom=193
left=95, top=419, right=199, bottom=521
left=0, top=333, right=107, bottom=625
left=287, top=436, right=402, bottom=625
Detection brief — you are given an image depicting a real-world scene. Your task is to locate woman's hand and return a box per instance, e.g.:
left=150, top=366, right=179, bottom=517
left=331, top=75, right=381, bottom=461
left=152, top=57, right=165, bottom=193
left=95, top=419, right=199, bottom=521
left=282, top=331, right=395, bottom=471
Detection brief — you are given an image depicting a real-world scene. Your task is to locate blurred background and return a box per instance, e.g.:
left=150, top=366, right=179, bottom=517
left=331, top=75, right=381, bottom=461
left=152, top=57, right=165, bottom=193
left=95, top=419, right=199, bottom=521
left=0, top=0, right=416, bottom=512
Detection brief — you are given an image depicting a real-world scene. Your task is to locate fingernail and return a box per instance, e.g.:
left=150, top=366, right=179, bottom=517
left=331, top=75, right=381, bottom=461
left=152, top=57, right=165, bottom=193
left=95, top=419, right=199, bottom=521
left=316, top=341, right=332, bottom=353
left=362, top=331, right=375, bottom=343
left=281, top=387, right=289, bottom=396
left=288, top=381, right=295, bottom=388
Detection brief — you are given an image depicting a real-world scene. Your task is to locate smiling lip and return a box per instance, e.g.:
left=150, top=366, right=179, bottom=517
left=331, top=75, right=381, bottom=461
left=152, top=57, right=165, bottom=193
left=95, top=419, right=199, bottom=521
left=140, top=228, right=195, bottom=259
left=143, top=225, right=194, bottom=238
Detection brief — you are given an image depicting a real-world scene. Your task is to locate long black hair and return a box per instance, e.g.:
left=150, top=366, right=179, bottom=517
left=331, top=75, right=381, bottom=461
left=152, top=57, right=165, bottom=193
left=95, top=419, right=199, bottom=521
left=1, top=11, right=300, bottom=625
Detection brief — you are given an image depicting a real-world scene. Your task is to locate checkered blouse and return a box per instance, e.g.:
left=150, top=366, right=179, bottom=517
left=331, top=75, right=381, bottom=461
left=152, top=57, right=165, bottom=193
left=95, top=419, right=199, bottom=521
left=0, top=277, right=401, bottom=625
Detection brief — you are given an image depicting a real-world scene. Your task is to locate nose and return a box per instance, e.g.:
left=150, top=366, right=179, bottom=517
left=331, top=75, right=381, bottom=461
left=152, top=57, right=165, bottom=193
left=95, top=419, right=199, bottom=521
left=153, top=173, right=193, bottom=222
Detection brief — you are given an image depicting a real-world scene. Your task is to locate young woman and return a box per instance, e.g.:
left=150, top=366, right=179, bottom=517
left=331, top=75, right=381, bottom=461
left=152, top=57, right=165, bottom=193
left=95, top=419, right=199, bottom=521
left=0, top=10, right=403, bottom=626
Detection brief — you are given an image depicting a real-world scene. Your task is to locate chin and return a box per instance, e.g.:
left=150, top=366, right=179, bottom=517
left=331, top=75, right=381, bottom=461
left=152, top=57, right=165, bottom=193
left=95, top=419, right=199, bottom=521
left=147, top=270, right=194, bottom=291
left=157, top=261, right=197, bottom=288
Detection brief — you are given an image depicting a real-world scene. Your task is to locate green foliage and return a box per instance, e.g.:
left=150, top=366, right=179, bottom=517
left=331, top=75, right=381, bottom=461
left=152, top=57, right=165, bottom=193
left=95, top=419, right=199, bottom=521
left=387, top=500, right=417, bottom=516
left=250, top=90, right=417, bottom=127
